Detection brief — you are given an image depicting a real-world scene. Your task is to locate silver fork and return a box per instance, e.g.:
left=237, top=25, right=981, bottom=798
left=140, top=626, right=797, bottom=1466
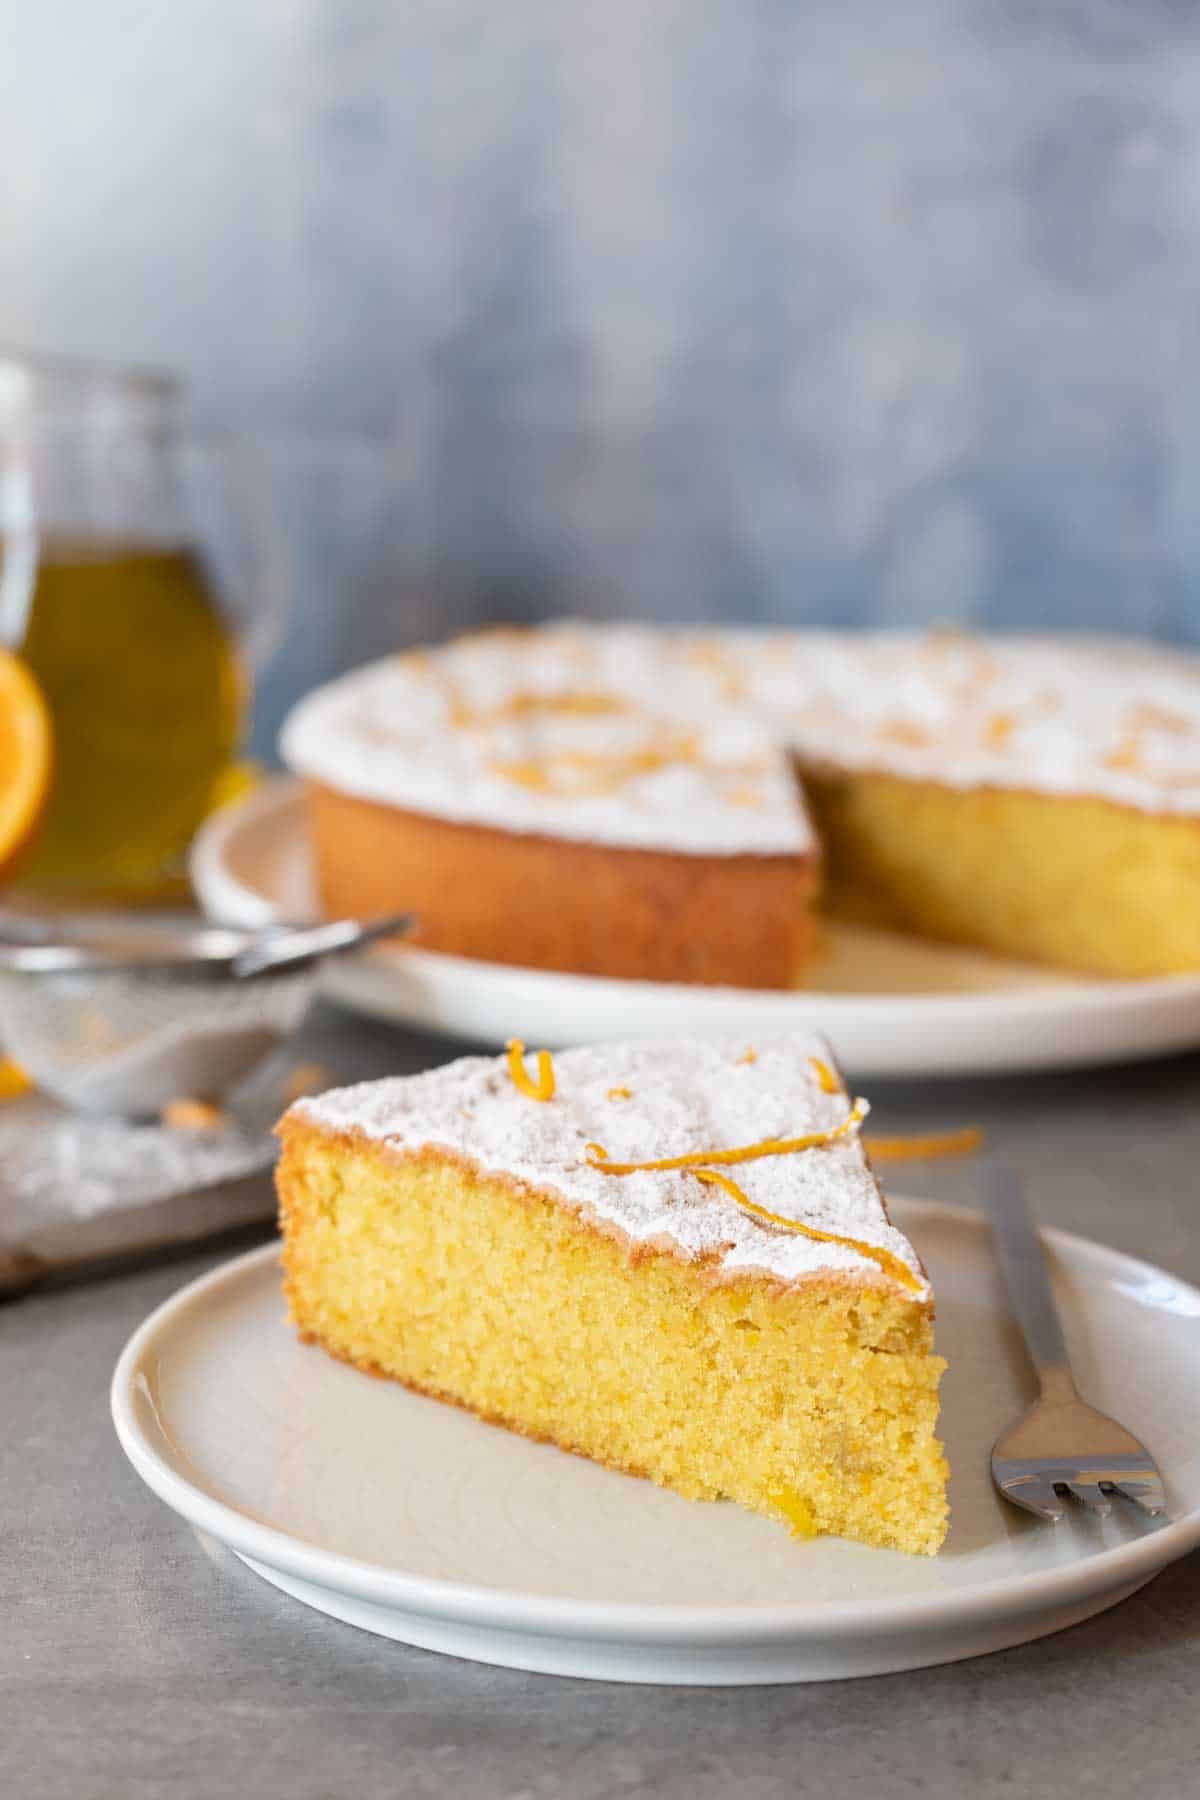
left=983, top=1166, right=1166, bottom=1523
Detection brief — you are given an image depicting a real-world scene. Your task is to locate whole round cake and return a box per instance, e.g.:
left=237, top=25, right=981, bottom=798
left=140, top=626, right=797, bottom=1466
left=280, top=623, right=1200, bottom=986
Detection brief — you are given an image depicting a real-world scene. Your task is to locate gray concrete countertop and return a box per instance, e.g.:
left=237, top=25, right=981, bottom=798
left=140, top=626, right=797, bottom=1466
left=4, top=1003, right=1199, bottom=1799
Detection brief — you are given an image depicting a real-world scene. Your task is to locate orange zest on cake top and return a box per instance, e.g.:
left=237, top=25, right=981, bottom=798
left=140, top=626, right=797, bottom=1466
left=505, top=1039, right=556, bottom=1102
left=470, top=689, right=630, bottom=726
left=280, top=625, right=813, bottom=859
left=690, top=1167, right=923, bottom=1292
left=280, top=624, right=1200, bottom=987
left=488, top=737, right=702, bottom=800
left=283, top=624, right=1200, bottom=839
left=983, top=711, right=1016, bottom=748
left=583, top=1097, right=867, bottom=1175
left=807, top=1054, right=839, bottom=1094
left=286, top=1034, right=926, bottom=1296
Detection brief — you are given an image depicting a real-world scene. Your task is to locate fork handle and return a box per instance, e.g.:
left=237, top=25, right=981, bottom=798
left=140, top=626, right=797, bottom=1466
left=981, top=1165, right=1076, bottom=1396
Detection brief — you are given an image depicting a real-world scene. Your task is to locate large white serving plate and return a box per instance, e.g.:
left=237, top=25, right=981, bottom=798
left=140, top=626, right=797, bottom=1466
left=190, top=781, right=1200, bottom=1079
left=111, top=1198, right=1200, bottom=1684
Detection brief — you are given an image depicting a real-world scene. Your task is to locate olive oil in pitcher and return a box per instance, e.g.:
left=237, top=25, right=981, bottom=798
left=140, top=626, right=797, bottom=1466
left=0, top=351, right=280, bottom=903
left=14, top=538, right=243, bottom=900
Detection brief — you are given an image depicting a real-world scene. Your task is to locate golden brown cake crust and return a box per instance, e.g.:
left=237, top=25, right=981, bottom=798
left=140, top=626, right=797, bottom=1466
left=306, top=779, right=818, bottom=986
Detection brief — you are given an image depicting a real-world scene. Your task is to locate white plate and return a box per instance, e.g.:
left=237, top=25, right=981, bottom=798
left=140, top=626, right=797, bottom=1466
left=190, top=781, right=1200, bottom=1079
left=111, top=1198, right=1200, bottom=1684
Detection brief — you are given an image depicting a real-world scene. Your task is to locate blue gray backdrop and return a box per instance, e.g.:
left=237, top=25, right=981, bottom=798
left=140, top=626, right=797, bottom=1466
left=3, top=1, right=1198, bottom=751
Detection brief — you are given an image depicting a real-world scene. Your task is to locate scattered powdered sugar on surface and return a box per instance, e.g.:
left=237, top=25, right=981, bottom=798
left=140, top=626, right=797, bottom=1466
left=280, top=623, right=1200, bottom=852
left=0, top=1094, right=273, bottom=1245
left=293, top=1033, right=928, bottom=1294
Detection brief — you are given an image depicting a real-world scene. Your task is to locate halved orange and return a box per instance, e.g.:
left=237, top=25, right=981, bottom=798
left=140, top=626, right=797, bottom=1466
left=0, top=1056, right=32, bottom=1099
left=0, top=647, right=52, bottom=883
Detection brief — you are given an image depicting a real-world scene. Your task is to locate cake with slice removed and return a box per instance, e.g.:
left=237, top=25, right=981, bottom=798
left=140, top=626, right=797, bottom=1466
left=276, top=1033, right=948, bottom=1555
left=281, top=623, right=1200, bottom=985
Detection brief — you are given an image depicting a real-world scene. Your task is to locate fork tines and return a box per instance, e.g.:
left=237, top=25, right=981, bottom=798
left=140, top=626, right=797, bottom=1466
left=993, top=1454, right=1167, bottom=1523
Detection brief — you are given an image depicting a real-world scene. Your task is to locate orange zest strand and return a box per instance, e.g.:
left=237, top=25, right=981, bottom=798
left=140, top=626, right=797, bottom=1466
left=488, top=737, right=700, bottom=798
left=476, top=689, right=628, bottom=725
left=607, top=1086, right=632, bottom=1101
left=490, top=759, right=554, bottom=792
left=505, top=1038, right=556, bottom=1102
left=584, top=1099, right=867, bottom=1176
left=807, top=1055, right=838, bottom=1094
left=735, top=1047, right=757, bottom=1065
left=690, top=1169, right=922, bottom=1294
left=878, top=718, right=930, bottom=748
left=1130, top=700, right=1191, bottom=737
left=1103, top=734, right=1141, bottom=773
left=864, top=1126, right=984, bottom=1163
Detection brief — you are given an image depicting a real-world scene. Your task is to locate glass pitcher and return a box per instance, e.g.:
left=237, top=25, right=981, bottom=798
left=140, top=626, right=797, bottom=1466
left=0, top=350, right=285, bottom=903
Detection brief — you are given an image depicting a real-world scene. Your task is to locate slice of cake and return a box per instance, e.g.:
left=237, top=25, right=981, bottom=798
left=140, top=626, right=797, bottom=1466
left=277, top=1034, right=948, bottom=1555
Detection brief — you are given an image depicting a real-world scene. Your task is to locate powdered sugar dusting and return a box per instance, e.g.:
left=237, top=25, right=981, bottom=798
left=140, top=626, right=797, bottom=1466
left=281, top=625, right=1200, bottom=852
left=280, top=624, right=810, bottom=855
left=290, top=1033, right=928, bottom=1295
left=770, top=630, right=1200, bottom=811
